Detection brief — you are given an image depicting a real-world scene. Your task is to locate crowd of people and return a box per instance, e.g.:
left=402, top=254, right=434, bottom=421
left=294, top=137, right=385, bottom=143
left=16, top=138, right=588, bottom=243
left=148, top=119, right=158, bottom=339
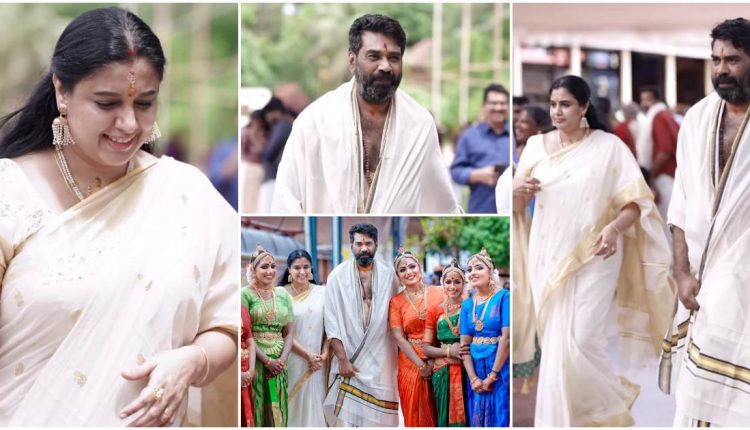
left=240, top=223, right=510, bottom=427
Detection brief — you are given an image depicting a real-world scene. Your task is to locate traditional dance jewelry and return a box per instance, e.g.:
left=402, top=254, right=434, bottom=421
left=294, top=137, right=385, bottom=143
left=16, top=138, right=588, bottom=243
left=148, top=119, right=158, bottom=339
left=442, top=306, right=461, bottom=336
left=253, top=285, right=278, bottom=323
left=472, top=287, right=498, bottom=332
left=469, top=248, right=495, bottom=272
left=52, top=103, right=75, bottom=147
left=404, top=284, right=427, bottom=320
left=440, top=258, right=466, bottom=285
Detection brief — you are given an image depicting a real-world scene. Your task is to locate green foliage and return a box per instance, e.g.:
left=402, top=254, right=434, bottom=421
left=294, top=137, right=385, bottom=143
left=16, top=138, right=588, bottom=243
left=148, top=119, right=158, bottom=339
left=417, top=217, right=510, bottom=269
left=242, top=3, right=509, bottom=134
left=0, top=3, right=237, bottom=164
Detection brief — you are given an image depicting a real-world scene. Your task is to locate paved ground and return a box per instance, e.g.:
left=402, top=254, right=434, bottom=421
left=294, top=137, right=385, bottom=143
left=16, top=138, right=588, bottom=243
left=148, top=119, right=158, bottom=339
left=512, top=334, right=676, bottom=427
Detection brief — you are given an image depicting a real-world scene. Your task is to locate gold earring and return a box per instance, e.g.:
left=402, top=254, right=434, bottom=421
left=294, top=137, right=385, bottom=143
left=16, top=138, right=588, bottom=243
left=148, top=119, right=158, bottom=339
left=579, top=114, right=589, bottom=129
left=144, top=122, right=161, bottom=146
left=287, top=274, right=293, bottom=283
left=52, top=103, right=76, bottom=146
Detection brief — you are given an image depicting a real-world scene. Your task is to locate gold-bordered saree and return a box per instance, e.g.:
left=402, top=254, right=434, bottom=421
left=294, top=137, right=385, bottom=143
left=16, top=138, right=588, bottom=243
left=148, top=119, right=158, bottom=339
left=0, top=154, right=238, bottom=426
left=512, top=130, right=675, bottom=426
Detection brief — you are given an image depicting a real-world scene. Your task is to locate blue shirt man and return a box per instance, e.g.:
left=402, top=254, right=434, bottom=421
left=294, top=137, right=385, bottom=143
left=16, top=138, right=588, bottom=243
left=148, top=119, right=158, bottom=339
left=450, top=84, right=511, bottom=213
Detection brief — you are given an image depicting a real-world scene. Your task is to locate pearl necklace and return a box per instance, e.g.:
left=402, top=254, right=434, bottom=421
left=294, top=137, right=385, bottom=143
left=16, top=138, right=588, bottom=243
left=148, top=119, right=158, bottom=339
left=54, top=146, right=134, bottom=202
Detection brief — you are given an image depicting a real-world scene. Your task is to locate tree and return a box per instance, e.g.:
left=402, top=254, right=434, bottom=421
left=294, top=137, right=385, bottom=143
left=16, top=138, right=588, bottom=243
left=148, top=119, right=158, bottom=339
left=417, top=216, right=509, bottom=269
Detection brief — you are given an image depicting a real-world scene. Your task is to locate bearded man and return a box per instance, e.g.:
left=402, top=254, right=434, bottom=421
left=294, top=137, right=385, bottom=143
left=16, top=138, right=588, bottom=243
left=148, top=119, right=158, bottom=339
left=323, top=223, right=399, bottom=426
left=660, top=17, right=750, bottom=427
left=271, top=14, right=460, bottom=214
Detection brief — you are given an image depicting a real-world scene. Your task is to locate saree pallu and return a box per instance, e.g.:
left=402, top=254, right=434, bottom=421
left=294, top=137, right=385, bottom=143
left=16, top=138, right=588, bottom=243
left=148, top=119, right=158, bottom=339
left=243, top=287, right=293, bottom=427
left=426, top=305, right=467, bottom=427
left=459, top=289, right=510, bottom=427
left=388, top=287, right=443, bottom=427
left=512, top=130, right=674, bottom=426
left=241, top=306, right=254, bottom=427
left=0, top=155, right=238, bottom=426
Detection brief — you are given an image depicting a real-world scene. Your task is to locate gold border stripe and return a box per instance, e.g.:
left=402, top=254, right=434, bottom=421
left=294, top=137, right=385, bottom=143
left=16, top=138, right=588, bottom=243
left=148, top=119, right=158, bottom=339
left=340, top=382, right=399, bottom=410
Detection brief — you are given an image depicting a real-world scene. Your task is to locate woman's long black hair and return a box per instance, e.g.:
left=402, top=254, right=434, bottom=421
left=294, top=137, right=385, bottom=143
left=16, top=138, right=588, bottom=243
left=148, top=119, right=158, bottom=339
left=0, top=7, right=166, bottom=158
left=279, top=249, right=319, bottom=286
left=549, top=75, right=610, bottom=132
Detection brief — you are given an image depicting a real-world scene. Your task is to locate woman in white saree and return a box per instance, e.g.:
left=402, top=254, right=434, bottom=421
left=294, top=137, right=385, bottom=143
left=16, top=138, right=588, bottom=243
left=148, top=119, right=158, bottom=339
left=281, top=249, right=328, bottom=427
left=0, top=8, right=237, bottom=426
left=510, top=75, right=674, bottom=426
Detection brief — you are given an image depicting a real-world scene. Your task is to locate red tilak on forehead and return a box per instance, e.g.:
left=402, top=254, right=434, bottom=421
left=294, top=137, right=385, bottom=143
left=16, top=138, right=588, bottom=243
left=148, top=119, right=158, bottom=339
left=127, top=70, right=136, bottom=97
left=127, top=47, right=136, bottom=58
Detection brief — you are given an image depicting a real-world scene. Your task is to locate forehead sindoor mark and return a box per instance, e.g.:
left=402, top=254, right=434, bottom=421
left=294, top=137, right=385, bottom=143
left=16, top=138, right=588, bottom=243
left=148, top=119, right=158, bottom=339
left=127, top=47, right=137, bottom=98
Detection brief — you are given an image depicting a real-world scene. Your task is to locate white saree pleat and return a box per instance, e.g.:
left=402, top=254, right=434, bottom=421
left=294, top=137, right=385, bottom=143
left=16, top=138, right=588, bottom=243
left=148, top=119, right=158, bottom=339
left=0, top=156, right=238, bottom=426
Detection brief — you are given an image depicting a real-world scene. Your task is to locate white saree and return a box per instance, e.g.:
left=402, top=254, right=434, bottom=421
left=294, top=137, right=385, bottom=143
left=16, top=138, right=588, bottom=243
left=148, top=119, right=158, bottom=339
left=287, top=283, right=327, bottom=427
left=271, top=78, right=461, bottom=214
left=0, top=154, right=238, bottom=426
left=660, top=93, right=750, bottom=426
left=323, top=257, right=399, bottom=427
left=512, top=130, right=675, bottom=426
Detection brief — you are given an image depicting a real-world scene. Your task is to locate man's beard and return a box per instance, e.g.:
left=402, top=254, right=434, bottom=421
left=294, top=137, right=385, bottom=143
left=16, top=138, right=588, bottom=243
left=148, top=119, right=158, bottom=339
left=355, top=66, right=402, bottom=104
left=713, top=71, right=750, bottom=104
left=356, top=251, right=374, bottom=266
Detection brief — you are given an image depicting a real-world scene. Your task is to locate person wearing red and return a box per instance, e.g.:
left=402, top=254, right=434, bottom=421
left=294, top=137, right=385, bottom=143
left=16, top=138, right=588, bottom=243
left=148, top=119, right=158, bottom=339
left=638, top=86, right=679, bottom=218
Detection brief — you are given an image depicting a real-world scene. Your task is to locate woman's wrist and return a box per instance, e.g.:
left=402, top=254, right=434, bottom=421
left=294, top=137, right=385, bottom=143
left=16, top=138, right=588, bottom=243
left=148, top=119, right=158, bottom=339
left=191, top=344, right=210, bottom=385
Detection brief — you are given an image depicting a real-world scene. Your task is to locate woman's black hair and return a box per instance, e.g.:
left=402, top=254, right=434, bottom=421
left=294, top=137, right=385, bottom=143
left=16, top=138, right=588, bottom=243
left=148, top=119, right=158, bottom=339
left=549, top=75, right=609, bottom=132
left=0, top=7, right=166, bottom=158
left=279, top=249, right=318, bottom=286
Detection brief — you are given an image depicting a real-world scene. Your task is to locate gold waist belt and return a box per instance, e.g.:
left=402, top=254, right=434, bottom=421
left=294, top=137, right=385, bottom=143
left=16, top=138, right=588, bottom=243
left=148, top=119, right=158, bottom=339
left=472, top=336, right=498, bottom=345
left=241, top=348, right=249, bottom=359
left=408, top=338, right=423, bottom=345
left=253, top=331, right=283, bottom=340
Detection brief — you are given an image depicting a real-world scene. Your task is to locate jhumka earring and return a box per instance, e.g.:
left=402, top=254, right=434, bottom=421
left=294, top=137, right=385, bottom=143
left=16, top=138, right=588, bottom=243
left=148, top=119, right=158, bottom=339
left=579, top=113, right=590, bottom=129
left=308, top=273, right=314, bottom=281
left=52, top=104, right=76, bottom=147
left=144, top=122, right=162, bottom=146
left=288, top=274, right=293, bottom=283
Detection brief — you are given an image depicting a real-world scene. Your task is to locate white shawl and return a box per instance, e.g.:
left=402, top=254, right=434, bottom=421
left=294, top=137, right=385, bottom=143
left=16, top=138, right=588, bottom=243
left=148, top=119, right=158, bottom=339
left=271, top=79, right=461, bottom=214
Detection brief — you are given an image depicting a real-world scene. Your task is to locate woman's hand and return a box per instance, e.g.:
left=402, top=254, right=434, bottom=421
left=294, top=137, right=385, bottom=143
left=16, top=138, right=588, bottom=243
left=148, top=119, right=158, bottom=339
left=470, top=377, right=485, bottom=393
left=481, top=373, right=497, bottom=392
left=512, top=176, right=541, bottom=211
left=418, top=360, right=433, bottom=379
left=264, top=358, right=285, bottom=377
left=241, top=370, right=254, bottom=388
left=593, top=224, right=619, bottom=259
left=119, top=345, right=206, bottom=427
left=307, top=353, right=324, bottom=372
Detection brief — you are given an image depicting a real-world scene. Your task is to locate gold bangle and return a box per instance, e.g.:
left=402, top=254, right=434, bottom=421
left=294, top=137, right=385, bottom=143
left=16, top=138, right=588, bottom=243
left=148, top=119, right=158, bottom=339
left=610, top=223, right=622, bottom=234
left=194, top=343, right=210, bottom=385
left=445, top=346, right=451, bottom=358
left=417, top=362, right=427, bottom=371
left=471, top=376, right=480, bottom=384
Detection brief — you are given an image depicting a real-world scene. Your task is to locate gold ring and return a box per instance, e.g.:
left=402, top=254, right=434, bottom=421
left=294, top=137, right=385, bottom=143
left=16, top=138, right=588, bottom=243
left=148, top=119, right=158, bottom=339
left=153, top=387, right=164, bottom=402
left=161, top=407, right=170, bottom=421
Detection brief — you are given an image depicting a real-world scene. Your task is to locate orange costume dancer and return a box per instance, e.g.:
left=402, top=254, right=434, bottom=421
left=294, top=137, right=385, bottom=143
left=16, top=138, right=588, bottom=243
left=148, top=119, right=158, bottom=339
left=388, top=247, right=443, bottom=426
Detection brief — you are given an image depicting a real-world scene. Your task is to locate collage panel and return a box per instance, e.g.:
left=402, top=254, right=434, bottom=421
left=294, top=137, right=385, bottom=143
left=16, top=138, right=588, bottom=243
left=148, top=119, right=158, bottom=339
left=0, top=3, right=239, bottom=427
left=240, top=3, right=510, bottom=214
left=510, top=3, right=750, bottom=428
left=240, top=215, right=509, bottom=426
